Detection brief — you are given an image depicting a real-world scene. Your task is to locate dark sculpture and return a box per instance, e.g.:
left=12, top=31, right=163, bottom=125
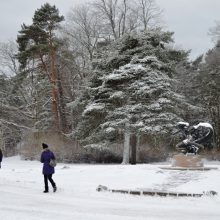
left=175, top=122, right=214, bottom=155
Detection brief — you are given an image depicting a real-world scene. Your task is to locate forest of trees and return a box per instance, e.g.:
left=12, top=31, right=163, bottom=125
left=0, top=0, right=219, bottom=163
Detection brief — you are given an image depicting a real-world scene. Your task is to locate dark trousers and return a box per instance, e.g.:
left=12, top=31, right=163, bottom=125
left=44, top=174, right=56, bottom=191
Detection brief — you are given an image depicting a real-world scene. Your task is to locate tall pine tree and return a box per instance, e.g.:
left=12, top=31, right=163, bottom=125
left=16, top=3, right=67, bottom=132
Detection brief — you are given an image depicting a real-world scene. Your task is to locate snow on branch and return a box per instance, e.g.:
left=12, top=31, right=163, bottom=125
left=0, top=119, right=32, bottom=130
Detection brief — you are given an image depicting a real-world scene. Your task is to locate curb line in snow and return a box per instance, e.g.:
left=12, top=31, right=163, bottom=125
left=96, top=185, right=217, bottom=197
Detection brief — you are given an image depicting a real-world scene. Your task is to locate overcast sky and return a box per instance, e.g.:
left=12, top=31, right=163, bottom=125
left=0, top=0, right=219, bottom=60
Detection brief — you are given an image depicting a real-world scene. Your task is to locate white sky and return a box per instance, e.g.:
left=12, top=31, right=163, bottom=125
left=0, top=0, right=220, bottom=60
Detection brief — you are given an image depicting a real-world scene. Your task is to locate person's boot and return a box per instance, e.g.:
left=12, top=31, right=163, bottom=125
left=53, top=186, right=57, bottom=192
left=43, top=187, right=49, bottom=193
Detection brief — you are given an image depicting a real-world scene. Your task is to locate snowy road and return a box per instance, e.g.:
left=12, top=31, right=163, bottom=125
left=1, top=156, right=220, bottom=220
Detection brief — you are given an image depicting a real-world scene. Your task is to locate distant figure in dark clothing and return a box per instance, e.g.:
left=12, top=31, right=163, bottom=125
left=40, top=143, right=57, bottom=193
left=0, top=148, right=3, bottom=168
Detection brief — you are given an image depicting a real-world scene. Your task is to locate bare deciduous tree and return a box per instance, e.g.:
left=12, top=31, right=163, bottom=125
left=209, top=20, right=220, bottom=42
left=92, top=0, right=138, bottom=39
left=63, top=5, right=102, bottom=63
left=0, top=40, right=19, bottom=76
left=93, top=0, right=119, bottom=39
left=137, top=0, right=163, bottom=30
left=63, top=0, right=164, bottom=73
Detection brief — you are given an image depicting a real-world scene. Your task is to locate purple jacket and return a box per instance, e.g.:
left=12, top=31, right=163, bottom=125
left=41, top=149, right=55, bottom=175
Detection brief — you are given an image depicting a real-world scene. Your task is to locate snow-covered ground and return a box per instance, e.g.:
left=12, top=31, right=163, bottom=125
left=1, top=156, right=220, bottom=220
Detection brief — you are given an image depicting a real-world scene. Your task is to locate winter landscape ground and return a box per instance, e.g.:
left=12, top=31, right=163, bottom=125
left=1, top=156, right=220, bottom=220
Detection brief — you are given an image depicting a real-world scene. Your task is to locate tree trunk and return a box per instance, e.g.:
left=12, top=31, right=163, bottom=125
left=130, top=133, right=137, bottom=165
left=122, top=130, right=130, bottom=164
left=50, top=44, right=60, bottom=131
left=57, top=69, right=68, bottom=133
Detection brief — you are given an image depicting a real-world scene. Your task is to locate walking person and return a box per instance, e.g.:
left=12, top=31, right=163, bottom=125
left=40, top=143, right=57, bottom=193
left=0, top=148, right=3, bottom=168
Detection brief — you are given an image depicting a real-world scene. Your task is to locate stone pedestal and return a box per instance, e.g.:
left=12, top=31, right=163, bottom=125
left=171, top=154, right=204, bottom=168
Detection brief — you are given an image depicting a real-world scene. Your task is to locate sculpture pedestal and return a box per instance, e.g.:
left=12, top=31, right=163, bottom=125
left=171, top=154, right=204, bottom=168
left=160, top=154, right=218, bottom=171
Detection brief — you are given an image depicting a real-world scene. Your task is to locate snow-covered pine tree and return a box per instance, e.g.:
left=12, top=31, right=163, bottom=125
left=74, top=30, right=197, bottom=162
left=16, top=3, right=66, bottom=132
left=190, top=42, right=220, bottom=148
